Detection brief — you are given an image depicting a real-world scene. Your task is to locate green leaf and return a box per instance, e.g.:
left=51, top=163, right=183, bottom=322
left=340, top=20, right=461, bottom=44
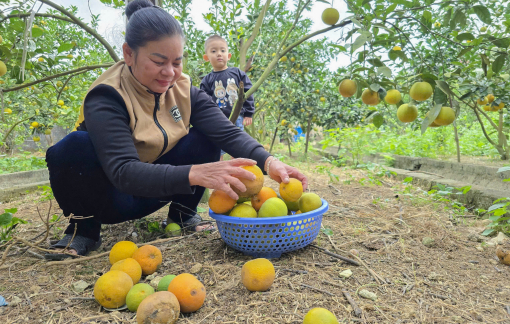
left=433, top=86, right=447, bottom=106
left=4, top=208, right=17, bottom=213
left=367, top=58, right=384, bottom=67
left=472, top=5, right=492, bottom=24
left=377, top=66, right=392, bottom=78
left=321, top=227, right=334, bottom=236
left=457, top=47, right=472, bottom=58
left=494, top=209, right=507, bottom=217
left=421, top=103, right=442, bottom=134
left=481, top=228, right=495, bottom=236
left=488, top=203, right=506, bottom=212
left=435, top=80, right=454, bottom=96
left=492, top=54, right=506, bottom=74
left=493, top=38, right=510, bottom=48
left=421, top=73, right=438, bottom=81
left=497, top=167, right=510, bottom=173
left=351, top=34, right=368, bottom=53
left=423, top=10, right=432, bottom=22
left=370, top=83, right=380, bottom=92
left=197, top=207, right=207, bottom=213
left=0, top=212, right=13, bottom=227
left=372, top=114, right=384, bottom=128
left=31, top=27, right=43, bottom=38
left=386, top=4, right=397, bottom=15
left=388, top=49, right=408, bottom=62
left=443, top=8, right=452, bottom=27
left=57, top=43, right=74, bottom=53
left=456, top=33, right=474, bottom=41
left=451, top=9, right=466, bottom=29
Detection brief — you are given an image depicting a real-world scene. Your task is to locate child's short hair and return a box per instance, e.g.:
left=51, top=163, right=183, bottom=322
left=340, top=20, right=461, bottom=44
left=204, top=34, right=228, bottom=52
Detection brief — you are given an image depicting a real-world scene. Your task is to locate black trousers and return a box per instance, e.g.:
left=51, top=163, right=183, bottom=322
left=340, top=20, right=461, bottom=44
left=45, top=128, right=220, bottom=241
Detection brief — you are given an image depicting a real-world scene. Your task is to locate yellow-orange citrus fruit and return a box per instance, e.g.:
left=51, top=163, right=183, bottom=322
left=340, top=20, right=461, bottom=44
left=497, top=102, right=505, bottom=110
left=487, top=94, right=495, bottom=103
left=434, top=106, right=455, bottom=126
left=477, top=97, right=488, bottom=105
left=109, top=240, right=138, bottom=265
left=232, top=165, right=264, bottom=198
left=136, top=291, right=180, bottom=324
left=384, top=89, right=402, bottom=105
left=396, top=104, right=418, bottom=123
left=208, top=190, right=236, bottom=214
left=483, top=105, right=492, bottom=111
left=132, top=245, right=162, bottom=276
left=279, top=178, right=303, bottom=202
left=57, top=100, right=64, bottom=106
left=303, top=308, right=339, bottom=324
left=280, top=56, right=287, bottom=62
left=429, top=121, right=441, bottom=127
left=361, top=89, right=380, bottom=105
left=93, top=270, right=133, bottom=309
left=167, top=273, right=206, bottom=313
left=321, top=8, right=339, bottom=25
left=241, top=258, right=275, bottom=292
left=111, top=257, right=142, bottom=285
left=393, top=46, right=402, bottom=51
left=33, top=136, right=40, bottom=142
left=251, top=187, right=277, bottom=211
left=0, top=61, right=7, bottom=77
left=338, top=79, right=357, bottom=98
left=409, top=82, right=433, bottom=101
left=38, top=57, right=44, bottom=62
left=298, top=193, right=322, bottom=213
left=229, top=203, right=257, bottom=218
left=126, top=283, right=154, bottom=312
left=320, top=97, right=326, bottom=102
left=31, top=121, right=39, bottom=128
left=4, top=108, right=12, bottom=114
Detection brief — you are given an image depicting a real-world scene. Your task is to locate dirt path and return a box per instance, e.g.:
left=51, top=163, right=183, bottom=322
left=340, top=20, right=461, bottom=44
left=1, top=160, right=509, bottom=323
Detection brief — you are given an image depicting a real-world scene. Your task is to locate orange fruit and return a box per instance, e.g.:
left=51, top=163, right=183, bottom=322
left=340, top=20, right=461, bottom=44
left=487, top=94, right=495, bottom=103
left=396, top=104, right=418, bottom=123
left=338, top=79, right=357, bottom=98
left=109, top=241, right=138, bottom=265
left=232, top=165, right=264, bottom=198
left=477, top=97, right=488, bottom=105
left=409, top=82, right=433, bottom=101
left=279, top=178, right=303, bottom=202
left=208, top=189, right=236, bottom=214
left=303, top=308, right=339, bottom=324
left=136, top=291, right=180, bottom=324
left=132, top=245, right=162, bottom=276
left=434, top=106, right=455, bottom=126
left=167, top=273, right=206, bottom=313
left=361, top=89, right=380, bottom=105
left=93, top=270, right=133, bottom=309
left=321, top=8, right=339, bottom=25
left=110, top=258, right=142, bottom=284
left=497, top=102, right=505, bottom=110
left=241, top=258, right=275, bottom=292
left=384, top=89, right=402, bottom=105
left=251, top=187, right=277, bottom=211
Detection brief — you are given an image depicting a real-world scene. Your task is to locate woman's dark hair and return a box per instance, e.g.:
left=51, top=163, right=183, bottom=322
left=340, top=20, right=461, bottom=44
left=125, top=0, right=184, bottom=51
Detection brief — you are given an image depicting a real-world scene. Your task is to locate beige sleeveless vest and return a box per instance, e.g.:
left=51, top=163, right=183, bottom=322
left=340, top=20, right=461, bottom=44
left=74, top=61, right=191, bottom=163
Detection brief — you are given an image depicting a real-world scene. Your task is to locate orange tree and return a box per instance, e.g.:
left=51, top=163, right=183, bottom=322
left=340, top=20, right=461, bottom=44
left=0, top=0, right=118, bottom=152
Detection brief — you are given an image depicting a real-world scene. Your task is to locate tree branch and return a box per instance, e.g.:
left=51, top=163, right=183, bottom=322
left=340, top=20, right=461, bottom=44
left=472, top=106, right=497, bottom=147
left=38, top=0, right=120, bottom=62
left=244, top=20, right=352, bottom=99
left=3, top=64, right=113, bottom=92
left=239, top=0, right=272, bottom=70
left=0, top=13, right=73, bottom=24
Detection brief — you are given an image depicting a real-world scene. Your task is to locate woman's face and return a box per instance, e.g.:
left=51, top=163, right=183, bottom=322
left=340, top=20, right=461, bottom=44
left=123, top=35, right=184, bottom=93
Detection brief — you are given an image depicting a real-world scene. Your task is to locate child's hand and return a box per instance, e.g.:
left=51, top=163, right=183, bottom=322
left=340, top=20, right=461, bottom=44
left=243, top=117, right=253, bottom=126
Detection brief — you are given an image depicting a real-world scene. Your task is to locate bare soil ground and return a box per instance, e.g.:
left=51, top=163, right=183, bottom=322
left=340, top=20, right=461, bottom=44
left=1, top=157, right=510, bottom=324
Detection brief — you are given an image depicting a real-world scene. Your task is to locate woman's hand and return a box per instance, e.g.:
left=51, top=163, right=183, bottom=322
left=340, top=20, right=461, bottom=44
left=189, top=158, right=257, bottom=200
left=265, top=157, right=308, bottom=190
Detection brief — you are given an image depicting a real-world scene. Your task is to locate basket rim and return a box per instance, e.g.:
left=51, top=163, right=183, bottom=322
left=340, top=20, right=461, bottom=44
left=209, top=199, right=329, bottom=224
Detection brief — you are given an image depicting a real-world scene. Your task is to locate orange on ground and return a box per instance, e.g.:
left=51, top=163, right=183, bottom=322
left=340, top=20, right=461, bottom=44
left=251, top=187, right=277, bottom=211
left=208, top=189, right=236, bottom=214
left=338, top=79, right=357, bottom=98
left=132, top=245, right=162, bottom=276
left=279, top=178, right=303, bottom=202
left=93, top=270, right=133, bottom=309
left=303, top=307, right=339, bottom=324
left=232, top=165, right=264, bottom=198
left=361, top=89, right=380, bottom=105
left=167, top=273, right=206, bottom=313
left=109, top=240, right=138, bottom=265
left=110, top=257, right=142, bottom=284
left=241, top=258, right=275, bottom=292
left=136, top=291, right=180, bottom=324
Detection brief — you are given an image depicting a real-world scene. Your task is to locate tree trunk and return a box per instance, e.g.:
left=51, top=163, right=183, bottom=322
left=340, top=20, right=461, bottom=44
left=269, top=113, right=282, bottom=154
left=287, top=139, right=292, bottom=157
left=304, top=116, right=312, bottom=155
left=453, top=121, right=460, bottom=163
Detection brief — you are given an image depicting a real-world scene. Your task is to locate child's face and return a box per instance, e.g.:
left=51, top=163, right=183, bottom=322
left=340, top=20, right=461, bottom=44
left=204, top=39, right=231, bottom=71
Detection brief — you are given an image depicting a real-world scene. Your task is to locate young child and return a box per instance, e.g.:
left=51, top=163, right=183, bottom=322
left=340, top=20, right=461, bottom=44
left=200, top=34, right=255, bottom=159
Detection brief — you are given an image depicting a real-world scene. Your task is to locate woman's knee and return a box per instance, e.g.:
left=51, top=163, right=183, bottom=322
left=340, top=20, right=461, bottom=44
left=46, top=131, right=98, bottom=167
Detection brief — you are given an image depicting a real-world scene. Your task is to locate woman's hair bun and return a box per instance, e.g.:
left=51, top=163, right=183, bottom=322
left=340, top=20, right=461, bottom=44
left=126, top=0, right=154, bottom=20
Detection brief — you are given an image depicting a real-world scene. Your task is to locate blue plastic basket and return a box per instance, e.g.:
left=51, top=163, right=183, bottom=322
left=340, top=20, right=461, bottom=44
left=209, top=199, right=329, bottom=258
